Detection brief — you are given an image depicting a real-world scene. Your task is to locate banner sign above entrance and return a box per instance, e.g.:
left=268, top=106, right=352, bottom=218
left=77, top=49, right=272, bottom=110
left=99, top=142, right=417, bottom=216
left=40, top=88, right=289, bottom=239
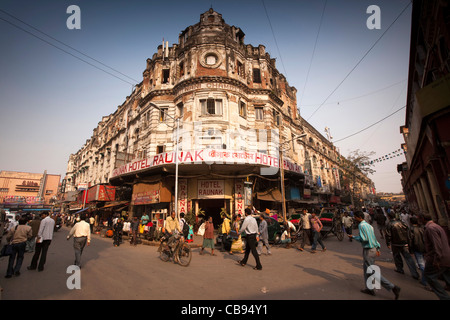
left=111, top=149, right=303, bottom=178
left=198, top=180, right=224, bottom=199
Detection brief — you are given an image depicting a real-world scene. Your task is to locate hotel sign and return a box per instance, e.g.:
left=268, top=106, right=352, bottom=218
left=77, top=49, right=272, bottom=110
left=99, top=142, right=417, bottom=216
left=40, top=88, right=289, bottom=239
left=111, top=149, right=303, bottom=179
left=198, top=180, right=224, bottom=199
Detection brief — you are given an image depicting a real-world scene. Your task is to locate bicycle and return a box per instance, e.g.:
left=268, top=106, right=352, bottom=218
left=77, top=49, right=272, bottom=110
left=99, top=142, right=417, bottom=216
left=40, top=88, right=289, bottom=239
left=320, top=214, right=344, bottom=241
left=157, top=233, right=192, bottom=267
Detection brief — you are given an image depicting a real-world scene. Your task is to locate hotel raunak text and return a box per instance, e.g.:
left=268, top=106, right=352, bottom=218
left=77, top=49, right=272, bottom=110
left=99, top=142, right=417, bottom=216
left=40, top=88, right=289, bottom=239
left=111, top=149, right=302, bottom=178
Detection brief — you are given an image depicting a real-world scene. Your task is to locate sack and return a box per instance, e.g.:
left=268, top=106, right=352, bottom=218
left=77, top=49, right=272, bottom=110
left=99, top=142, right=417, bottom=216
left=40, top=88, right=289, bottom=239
left=197, top=223, right=206, bottom=236
left=0, top=244, right=14, bottom=257
left=229, top=230, right=239, bottom=240
left=182, top=221, right=190, bottom=238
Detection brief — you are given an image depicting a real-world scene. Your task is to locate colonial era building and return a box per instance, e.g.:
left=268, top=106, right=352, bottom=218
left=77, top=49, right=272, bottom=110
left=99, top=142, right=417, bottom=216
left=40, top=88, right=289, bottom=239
left=65, top=9, right=373, bottom=226
left=0, top=170, right=60, bottom=212
left=397, top=0, right=450, bottom=228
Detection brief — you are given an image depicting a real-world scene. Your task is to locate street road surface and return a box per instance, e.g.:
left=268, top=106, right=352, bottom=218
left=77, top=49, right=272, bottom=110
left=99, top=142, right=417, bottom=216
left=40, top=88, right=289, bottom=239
left=0, top=226, right=439, bottom=301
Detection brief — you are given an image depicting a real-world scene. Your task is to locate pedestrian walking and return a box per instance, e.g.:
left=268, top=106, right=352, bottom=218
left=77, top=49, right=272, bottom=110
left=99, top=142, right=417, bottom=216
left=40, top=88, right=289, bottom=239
left=113, top=218, right=124, bottom=247
left=342, top=212, right=353, bottom=241
left=28, top=211, right=55, bottom=272
left=310, top=211, right=326, bottom=253
left=418, top=213, right=450, bottom=300
left=200, top=216, right=215, bottom=256
left=385, top=211, right=420, bottom=280
left=238, top=208, right=262, bottom=270
left=130, top=216, right=139, bottom=246
left=229, top=214, right=244, bottom=254
left=257, top=214, right=271, bottom=255
left=298, top=209, right=311, bottom=252
left=349, top=211, right=401, bottom=300
left=89, top=215, right=95, bottom=233
left=4, top=218, right=32, bottom=278
left=409, top=216, right=430, bottom=290
left=219, top=213, right=231, bottom=252
left=67, top=213, right=91, bottom=268
left=25, top=214, right=41, bottom=253
left=373, top=207, right=387, bottom=239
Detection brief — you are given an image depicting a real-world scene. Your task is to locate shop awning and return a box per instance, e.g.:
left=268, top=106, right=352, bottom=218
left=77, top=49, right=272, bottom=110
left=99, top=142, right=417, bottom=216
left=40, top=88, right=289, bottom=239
left=73, top=207, right=90, bottom=214
left=256, top=189, right=282, bottom=202
left=290, top=199, right=319, bottom=204
left=101, top=201, right=129, bottom=209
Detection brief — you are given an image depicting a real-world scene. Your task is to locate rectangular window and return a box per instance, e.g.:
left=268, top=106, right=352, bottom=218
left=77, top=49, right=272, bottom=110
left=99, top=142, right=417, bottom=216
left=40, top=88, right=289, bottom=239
left=237, top=61, right=244, bottom=76
left=177, top=102, right=184, bottom=118
left=201, top=99, right=223, bottom=115
left=255, top=107, right=264, bottom=121
left=159, top=107, right=168, bottom=122
left=162, top=69, right=170, bottom=84
left=253, top=68, right=261, bottom=83
left=239, top=101, right=246, bottom=118
left=273, top=110, right=280, bottom=126
left=157, top=145, right=165, bottom=154
left=179, top=62, right=184, bottom=77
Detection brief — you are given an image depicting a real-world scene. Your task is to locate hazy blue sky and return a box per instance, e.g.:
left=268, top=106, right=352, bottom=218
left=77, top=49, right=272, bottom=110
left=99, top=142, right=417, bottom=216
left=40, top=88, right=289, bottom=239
left=0, top=0, right=412, bottom=193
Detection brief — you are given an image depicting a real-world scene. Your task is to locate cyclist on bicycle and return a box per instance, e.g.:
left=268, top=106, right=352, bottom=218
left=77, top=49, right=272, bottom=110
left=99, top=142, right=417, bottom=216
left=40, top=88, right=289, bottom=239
left=164, top=211, right=182, bottom=250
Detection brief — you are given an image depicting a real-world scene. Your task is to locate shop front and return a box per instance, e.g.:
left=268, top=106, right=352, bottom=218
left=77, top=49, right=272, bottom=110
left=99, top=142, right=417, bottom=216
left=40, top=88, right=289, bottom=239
left=110, top=148, right=307, bottom=228
left=131, top=180, right=172, bottom=229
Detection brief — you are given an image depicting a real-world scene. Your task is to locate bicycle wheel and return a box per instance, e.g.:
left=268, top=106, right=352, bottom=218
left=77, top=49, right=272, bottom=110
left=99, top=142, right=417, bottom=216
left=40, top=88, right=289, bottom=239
left=159, top=243, right=171, bottom=262
left=336, top=223, right=344, bottom=241
left=176, top=243, right=192, bottom=267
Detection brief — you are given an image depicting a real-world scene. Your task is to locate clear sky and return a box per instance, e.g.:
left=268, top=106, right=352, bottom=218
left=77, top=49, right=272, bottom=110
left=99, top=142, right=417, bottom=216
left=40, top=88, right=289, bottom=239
left=0, top=0, right=412, bottom=193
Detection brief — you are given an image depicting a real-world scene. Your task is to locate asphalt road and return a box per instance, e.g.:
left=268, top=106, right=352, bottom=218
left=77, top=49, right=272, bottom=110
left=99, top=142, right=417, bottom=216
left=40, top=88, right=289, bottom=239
left=0, top=225, right=441, bottom=301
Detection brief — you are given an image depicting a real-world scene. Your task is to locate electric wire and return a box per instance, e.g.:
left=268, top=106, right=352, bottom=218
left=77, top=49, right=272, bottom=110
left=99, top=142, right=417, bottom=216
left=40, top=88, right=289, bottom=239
left=261, top=0, right=288, bottom=77
left=298, top=0, right=328, bottom=113
left=302, top=78, right=407, bottom=107
left=306, top=1, right=412, bottom=121
left=333, top=105, right=406, bottom=143
left=0, top=11, right=137, bottom=86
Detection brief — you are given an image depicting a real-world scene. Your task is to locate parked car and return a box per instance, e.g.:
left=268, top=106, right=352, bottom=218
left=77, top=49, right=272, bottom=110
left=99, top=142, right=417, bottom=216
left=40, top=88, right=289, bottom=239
left=6, top=212, right=20, bottom=223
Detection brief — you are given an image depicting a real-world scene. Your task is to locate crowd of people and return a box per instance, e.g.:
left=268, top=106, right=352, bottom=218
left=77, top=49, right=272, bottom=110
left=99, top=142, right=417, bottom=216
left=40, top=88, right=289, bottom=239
left=188, top=205, right=450, bottom=300
left=1, top=204, right=449, bottom=300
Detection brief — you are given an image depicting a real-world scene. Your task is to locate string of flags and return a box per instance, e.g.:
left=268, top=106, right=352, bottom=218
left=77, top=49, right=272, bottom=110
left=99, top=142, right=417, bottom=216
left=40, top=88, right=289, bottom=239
left=358, top=148, right=406, bottom=167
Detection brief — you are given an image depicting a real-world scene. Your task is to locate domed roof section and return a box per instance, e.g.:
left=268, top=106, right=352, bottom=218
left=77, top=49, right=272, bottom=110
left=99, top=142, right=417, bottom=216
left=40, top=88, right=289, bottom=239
left=199, top=8, right=225, bottom=27
left=179, top=8, right=245, bottom=47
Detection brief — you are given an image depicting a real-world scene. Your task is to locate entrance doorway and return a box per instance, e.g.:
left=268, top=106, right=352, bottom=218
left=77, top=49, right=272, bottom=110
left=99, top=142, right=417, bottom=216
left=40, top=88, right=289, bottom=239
left=197, top=199, right=226, bottom=229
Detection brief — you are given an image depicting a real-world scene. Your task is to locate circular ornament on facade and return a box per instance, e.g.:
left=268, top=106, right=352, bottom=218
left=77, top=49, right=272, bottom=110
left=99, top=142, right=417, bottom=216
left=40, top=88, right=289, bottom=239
left=200, top=50, right=222, bottom=69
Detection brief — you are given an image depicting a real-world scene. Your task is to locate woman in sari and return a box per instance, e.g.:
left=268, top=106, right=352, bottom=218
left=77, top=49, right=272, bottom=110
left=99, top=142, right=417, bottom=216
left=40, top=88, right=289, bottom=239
left=229, top=214, right=244, bottom=254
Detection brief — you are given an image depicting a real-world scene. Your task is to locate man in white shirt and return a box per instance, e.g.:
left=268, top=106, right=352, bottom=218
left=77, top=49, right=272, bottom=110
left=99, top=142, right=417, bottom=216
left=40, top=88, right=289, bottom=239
left=238, top=208, right=262, bottom=270
left=67, top=213, right=91, bottom=268
left=28, top=211, right=55, bottom=272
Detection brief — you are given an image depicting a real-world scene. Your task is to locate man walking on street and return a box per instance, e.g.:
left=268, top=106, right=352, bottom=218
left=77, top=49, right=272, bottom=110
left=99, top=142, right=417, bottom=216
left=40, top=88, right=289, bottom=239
left=257, top=214, right=271, bottom=255
left=130, top=216, right=139, bottom=246
left=238, top=208, right=262, bottom=270
left=349, top=211, right=401, bottom=300
left=28, top=211, right=54, bottom=272
left=385, top=211, right=420, bottom=280
left=298, top=209, right=311, bottom=251
left=67, top=213, right=91, bottom=268
left=418, top=213, right=450, bottom=300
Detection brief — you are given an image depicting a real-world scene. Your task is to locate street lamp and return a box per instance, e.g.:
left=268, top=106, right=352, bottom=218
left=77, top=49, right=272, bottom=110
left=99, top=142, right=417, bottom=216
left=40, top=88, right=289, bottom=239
left=148, top=103, right=181, bottom=220
left=279, top=133, right=306, bottom=222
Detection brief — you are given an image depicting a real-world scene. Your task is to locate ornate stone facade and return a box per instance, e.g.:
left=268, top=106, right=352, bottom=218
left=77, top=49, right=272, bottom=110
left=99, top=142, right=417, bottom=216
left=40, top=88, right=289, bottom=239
left=65, top=9, right=373, bottom=222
